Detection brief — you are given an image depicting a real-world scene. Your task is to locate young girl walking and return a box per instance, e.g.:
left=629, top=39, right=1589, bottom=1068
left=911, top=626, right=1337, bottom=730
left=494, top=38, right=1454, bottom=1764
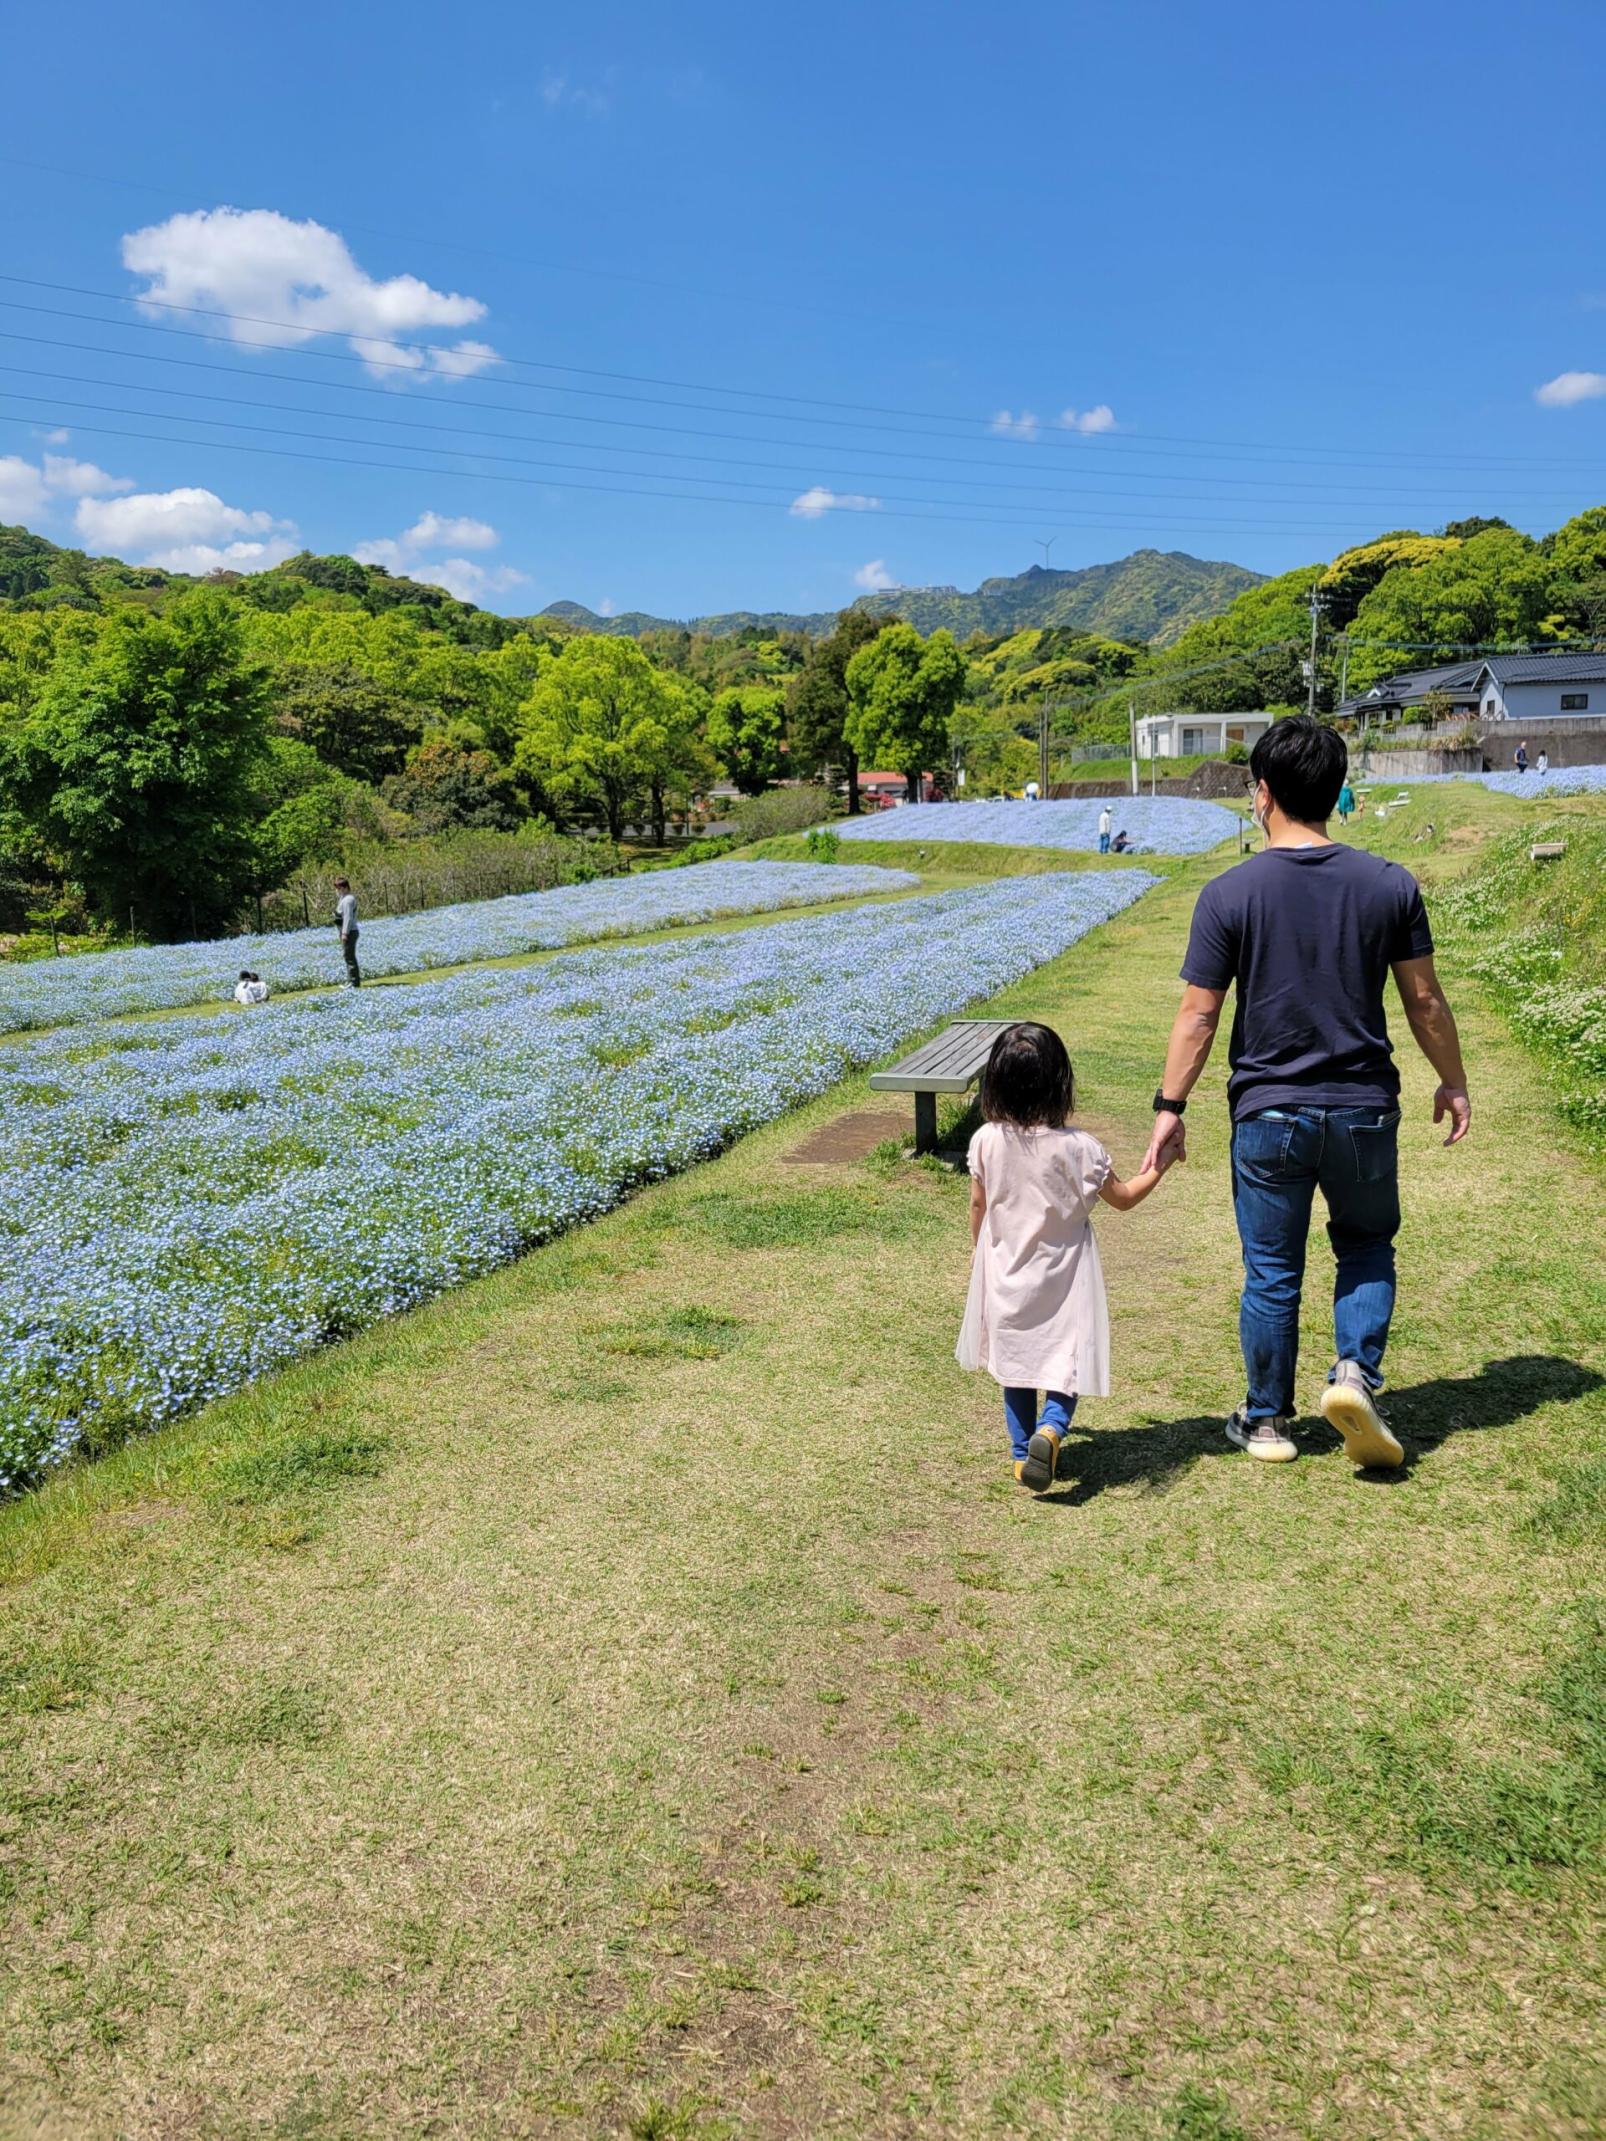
left=958, top=1022, right=1173, bottom=1492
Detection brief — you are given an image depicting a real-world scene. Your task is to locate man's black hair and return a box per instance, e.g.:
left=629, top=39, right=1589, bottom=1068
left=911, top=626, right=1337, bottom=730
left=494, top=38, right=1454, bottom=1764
left=1250, top=715, right=1347, bottom=824
left=979, top=1021, right=1075, bottom=1129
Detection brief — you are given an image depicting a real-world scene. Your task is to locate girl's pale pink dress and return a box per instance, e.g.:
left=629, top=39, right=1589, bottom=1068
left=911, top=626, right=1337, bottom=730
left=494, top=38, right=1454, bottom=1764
left=957, top=1122, right=1113, bottom=1394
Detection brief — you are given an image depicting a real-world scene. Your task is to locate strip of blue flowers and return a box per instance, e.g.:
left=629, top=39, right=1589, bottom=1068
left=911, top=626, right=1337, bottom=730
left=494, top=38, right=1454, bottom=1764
left=0, top=860, right=919, bottom=1037
left=1, top=870, right=1156, bottom=1490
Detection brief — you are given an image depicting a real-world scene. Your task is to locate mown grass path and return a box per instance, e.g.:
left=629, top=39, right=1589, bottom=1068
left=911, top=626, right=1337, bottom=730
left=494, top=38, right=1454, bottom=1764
left=2, top=828, right=1603, bottom=2140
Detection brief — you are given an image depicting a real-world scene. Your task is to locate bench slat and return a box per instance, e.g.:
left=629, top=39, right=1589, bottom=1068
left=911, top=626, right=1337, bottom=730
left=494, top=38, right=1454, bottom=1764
left=868, top=1019, right=1012, bottom=1094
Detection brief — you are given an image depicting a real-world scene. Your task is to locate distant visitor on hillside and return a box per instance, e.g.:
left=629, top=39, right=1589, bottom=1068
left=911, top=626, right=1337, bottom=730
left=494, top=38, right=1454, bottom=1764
left=1537, top=748, right=1549, bottom=776
left=1514, top=740, right=1530, bottom=774
left=334, top=878, right=361, bottom=988
left=1143, top=715, right=1471, bottom=1473
left=1336, top=778, right=1356, bottom=825
left=1110, top=829, right=1133, bottom=853
left=234, top=970, right=269, bottom=1006
left=1098, top=804, right=1114, bottom=853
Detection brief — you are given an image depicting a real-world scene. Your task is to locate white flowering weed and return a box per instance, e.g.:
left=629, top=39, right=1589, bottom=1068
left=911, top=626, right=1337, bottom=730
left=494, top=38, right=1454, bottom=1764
left=0, top=860, right=918, bottom=1037
left=0, top=868, right=1157, bottom=1489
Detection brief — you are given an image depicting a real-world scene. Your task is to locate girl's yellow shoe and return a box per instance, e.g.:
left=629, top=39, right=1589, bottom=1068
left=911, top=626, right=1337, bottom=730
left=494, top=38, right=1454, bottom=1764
left=1018, top=1427, right=1060, bottom=1493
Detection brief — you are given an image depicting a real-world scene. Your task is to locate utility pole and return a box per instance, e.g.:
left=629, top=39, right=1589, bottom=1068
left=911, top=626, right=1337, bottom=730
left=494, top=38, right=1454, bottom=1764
left=1038, top=698, right=1051, bottom=797
left=1338, top=634, right=1350, bottom=709
left=1305, top=584, right=1325, bottom=719
left=1128, top=698, right=1139, bottom=798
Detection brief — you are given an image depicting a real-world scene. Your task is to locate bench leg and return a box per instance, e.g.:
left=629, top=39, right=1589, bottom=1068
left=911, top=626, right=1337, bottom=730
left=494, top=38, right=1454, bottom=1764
left=913, top=1092, right=938, bottom=1154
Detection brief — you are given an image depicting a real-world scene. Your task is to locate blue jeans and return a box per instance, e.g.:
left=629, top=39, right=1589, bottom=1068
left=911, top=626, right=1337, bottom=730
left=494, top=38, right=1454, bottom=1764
left=1003, top=1388, right=1077, bottom=1462
left=1098, top=832, right=1111, bottom=853
left=1231, top=1105, right=1401, bottom=1421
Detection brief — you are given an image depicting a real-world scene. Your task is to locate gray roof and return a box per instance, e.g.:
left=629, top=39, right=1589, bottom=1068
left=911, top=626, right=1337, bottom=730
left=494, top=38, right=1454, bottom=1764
left=1335, top=660, right=1481, bottom=718
left=1479, top=651, right=1606, bottom=685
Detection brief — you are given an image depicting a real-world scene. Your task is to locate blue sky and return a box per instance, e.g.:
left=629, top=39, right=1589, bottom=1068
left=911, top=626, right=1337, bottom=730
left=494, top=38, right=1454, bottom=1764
left=5, top=0, right=1606, bottom=619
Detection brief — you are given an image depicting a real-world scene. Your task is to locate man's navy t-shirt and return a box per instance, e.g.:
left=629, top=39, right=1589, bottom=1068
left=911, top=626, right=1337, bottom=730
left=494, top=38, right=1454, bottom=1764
left=1180, top=844, right=1434, bottom=1120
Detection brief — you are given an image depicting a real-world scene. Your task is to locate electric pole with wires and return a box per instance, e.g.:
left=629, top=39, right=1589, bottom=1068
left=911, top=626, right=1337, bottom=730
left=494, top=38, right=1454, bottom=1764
left=1305, top=583, right=1327, bottom=719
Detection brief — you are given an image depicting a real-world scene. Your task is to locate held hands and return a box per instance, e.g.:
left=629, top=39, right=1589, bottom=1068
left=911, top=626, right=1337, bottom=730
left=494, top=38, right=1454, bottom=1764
left=1434, top=1085, right=1472, bottom=1146
left=1140, top=1111, right=1187, bottom=1176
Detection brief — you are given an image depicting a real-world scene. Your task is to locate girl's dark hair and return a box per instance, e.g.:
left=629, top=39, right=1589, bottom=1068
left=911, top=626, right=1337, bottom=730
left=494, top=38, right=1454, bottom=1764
left=979, top=1021, right=1075, bottom=1129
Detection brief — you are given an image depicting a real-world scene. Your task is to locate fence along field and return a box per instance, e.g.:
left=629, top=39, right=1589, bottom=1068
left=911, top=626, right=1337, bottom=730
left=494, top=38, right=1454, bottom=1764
left=0, top=859, right=917, bottom=1036
left=0, top=869, right=1158, bottom=1491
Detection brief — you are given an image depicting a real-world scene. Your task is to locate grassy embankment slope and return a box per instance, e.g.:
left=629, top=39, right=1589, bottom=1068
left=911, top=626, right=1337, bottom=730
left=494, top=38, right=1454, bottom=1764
left=2, top=785, right=1603, bottom=2141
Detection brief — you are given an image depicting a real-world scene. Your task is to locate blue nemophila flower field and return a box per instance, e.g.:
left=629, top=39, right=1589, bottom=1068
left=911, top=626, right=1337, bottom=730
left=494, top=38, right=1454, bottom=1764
left=835, top=797, right=1240, bottom=855
left=1390, top=764, right=1606, bottom=800
left=0, top=859, right=918, bottom=1037
left=0, top=869, right=1157, bottom=1490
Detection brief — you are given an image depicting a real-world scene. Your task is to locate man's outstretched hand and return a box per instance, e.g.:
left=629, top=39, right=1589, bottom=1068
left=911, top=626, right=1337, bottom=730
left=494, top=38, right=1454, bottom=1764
left=1141, top=1111, right=1188, bottom=1176
left=1434, top=1085, right=1472, bottom=1146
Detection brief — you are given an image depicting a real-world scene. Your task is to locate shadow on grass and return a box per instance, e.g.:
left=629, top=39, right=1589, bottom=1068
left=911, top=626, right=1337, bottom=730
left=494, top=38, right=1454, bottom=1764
left=1047, top=1353, right=1604, bottom=1504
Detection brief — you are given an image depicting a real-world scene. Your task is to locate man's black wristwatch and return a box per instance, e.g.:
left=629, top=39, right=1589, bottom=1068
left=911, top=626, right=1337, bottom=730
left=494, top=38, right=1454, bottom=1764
left=1153, top=1091, right=1188, bottom=1115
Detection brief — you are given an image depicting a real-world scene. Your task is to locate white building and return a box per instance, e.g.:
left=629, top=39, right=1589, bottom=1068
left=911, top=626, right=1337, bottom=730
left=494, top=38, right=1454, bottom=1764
left=1134, top=711, right=1275, bottom=759
left=1469, top=653, right=1606, bottom=722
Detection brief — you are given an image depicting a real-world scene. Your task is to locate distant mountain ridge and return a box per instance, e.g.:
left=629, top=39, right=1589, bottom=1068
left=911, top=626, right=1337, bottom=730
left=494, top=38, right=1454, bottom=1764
left=543, top=550, right=1264, bottom=647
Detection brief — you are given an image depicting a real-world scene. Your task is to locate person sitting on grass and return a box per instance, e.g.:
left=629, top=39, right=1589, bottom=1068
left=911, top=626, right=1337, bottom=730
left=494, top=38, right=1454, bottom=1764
left=1110, top=829, right=1133, bottom=853
left=958, top=1022, right=1174, bottom=1493
left=234, top=969, right=269, bottom=1006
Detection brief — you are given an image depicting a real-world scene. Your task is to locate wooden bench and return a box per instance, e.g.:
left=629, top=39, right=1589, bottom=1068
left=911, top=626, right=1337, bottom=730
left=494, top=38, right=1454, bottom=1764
left=869, top=1019, right=1014, bottom=1153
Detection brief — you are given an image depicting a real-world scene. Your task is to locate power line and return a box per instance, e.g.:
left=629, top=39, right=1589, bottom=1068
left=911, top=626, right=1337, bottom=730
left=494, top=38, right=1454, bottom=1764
left=1, top=272, right=1600, bottom=477
left=6, top=363, right=1585, bottom=514
left=0, top=410, right=1391, bottom=537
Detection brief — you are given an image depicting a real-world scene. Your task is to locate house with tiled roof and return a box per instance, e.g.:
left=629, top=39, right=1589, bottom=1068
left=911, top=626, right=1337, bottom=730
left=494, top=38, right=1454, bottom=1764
left=1336, top=650, right=1606, bottom=725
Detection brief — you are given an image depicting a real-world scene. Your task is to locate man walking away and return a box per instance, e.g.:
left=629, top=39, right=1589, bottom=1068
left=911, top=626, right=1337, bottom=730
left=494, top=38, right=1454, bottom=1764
left=1098, top=803, right=1113, bottom=853
left=1514, top=740, right=1529, bottom=775
left=334, top=876, right=361, bottom=987
left=1144, top=717, right=1470, bottom=1471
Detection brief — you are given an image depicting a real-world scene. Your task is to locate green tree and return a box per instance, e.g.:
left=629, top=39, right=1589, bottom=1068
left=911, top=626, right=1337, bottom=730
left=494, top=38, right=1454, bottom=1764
left=640, top=674, right=713, bottom=846
left=1347, top=528, right=1553, bottom=689
left=384, top=735, right=524, bottom=833
left=515, top=636, right=699, bottom=841
left=786, top=608, right=889, bottom=812
left=269, top=659, right=422, bottom=783
left=706, top=684, right=784, bottom=795
left=0, top=593, right=271, bottom=938
left=844, top=625, right=968, bottom=801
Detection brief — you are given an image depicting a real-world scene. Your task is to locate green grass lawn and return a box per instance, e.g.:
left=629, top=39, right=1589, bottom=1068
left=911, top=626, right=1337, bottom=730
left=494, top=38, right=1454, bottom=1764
left=2, top=792, right=1603, bottom=2139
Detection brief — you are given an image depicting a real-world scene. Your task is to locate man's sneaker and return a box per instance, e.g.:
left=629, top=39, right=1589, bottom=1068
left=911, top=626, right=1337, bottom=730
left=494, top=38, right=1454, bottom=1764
left=1320, top=1363, right=1404, bottom=1470
left=1019, top=1426, right=1061, bottom=1493
left=1225, top=1410, right=1297, bottom=1463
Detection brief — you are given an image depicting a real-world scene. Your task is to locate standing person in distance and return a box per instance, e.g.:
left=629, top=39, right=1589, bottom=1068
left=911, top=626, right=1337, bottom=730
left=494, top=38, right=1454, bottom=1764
left=1514, top=739, right=1529, bottom=775
left=1537, top=748, right=1549, bottom=778
left=334, top=876, right=361, bottom=988
left=1098, top=803, right=1114, bottom=854
left=1143, top=717, right=1471, bottom=1472
left=1336, top=775, right=1356, bottom=827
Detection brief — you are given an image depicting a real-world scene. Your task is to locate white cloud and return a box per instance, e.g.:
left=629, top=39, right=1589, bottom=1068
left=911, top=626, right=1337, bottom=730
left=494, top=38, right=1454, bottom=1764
left=44, top=427, right=71, bottom=445
left=411, top=558, right=530, bottom=603
left=853, top=558, right=895, bottom=591
left=41, top=453, right=135, bottom=498
left=74, top=486, right=298, bottom=572
left=990, top=409, right=1040, bottom=441
left=596, top=597, right=618, bottom=617
left=0, top=456, right=47, bottom=522
left=0, top=450, right=136, bottom=522
left=789, top=486, right=882, bottom=519
left=121, top=207, right=501, bottom=383
left=1058, top=403, right=1117, bottom=434
left=1535, top=369, right=1606, bottom=408
left=539, top=67, right=613, bottom=116
left=353, top=511, right=526, bottom=603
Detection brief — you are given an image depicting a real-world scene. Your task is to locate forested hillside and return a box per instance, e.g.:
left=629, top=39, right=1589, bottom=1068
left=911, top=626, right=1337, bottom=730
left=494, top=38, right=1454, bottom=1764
left=7, top=507, right=1606, bottom=949
left=543, top=549, right=1261, bottom=647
